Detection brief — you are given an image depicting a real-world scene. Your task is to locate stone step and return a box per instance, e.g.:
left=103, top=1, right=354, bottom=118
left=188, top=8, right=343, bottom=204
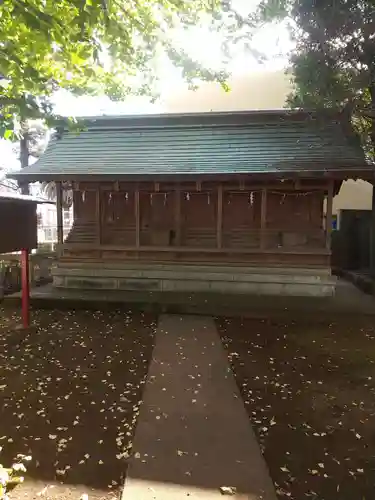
left=53, top=263, right=335, bottom=296
left=55, top=262, right=332, bottom=278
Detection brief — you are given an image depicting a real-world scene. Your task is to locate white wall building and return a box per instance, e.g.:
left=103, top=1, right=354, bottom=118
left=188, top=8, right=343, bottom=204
left=37, top=201, right=73, bottom=246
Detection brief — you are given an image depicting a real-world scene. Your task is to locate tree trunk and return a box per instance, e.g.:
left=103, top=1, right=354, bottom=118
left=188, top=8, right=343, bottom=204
left=19, top=122, right=29, bottom=195
left=369, top=82, right=375, bottom=157
left=368, top=83, right=375, bottom=276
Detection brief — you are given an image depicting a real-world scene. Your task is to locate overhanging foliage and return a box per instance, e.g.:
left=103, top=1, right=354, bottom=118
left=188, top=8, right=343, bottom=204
left=223, top=0, right=375, bottom=161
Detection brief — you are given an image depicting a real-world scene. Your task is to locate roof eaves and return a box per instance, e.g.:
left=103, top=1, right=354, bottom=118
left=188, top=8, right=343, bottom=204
left=7, top=165, right=375, bottom=183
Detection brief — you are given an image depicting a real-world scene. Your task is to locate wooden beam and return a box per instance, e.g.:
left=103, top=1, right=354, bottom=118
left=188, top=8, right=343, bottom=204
left=175, top=184, right=181, bottom=245
left=56, top=181, right=63, bottom=255
left=95, top=189, right=101, bottom=244
left=63, top=242, right=330, bottom=256
left=135, top=187, right=140, bottom=248
left=223, top=183, right=327, bottom=192
left=81, top=182, right=328, bottom=193
left=260, top=188, right=267, bottom=249
left=217, top=183, right=223, bottom=248
left=326, top=180, right=334, bottom=250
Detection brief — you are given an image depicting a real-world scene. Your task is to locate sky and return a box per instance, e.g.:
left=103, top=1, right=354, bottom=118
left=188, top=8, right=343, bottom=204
left=52, top=2, right=294, bottom=117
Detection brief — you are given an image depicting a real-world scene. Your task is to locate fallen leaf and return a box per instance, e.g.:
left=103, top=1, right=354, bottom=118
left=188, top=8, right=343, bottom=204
left=219, top=486, right=237, bottom=495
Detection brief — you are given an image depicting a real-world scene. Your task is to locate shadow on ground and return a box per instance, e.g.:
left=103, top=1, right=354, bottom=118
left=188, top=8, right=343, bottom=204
left=217, top=316, right=375, bottom=499
left=4, top=277, right=375, bottom=319
left=0, top=308, right=156, bottom=500
left=3, top=300, right=375, bottom=500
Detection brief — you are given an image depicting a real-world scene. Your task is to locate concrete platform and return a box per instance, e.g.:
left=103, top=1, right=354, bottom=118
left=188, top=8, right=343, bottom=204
left=3, top=278, right=375, bottom=319
left=338, top=269, right=375, bottom=295
left=52, top=262, right=336, bottom=297
left=122, top=315, right=276, bottom=500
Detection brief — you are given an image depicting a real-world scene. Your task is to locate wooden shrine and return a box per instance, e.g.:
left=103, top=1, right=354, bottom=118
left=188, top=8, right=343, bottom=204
left=9, top=110, right=372, bottom=296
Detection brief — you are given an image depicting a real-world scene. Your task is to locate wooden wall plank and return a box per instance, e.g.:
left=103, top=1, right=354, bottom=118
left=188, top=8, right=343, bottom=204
left=260, top=188, right=267, bottom=249
left=135, top=187, right=140, bottom=248
left=175, top=184, right=181, bottom=245
left=217, top=183, right=223, bottom=248
left=95, top=189, right=101, bottom=244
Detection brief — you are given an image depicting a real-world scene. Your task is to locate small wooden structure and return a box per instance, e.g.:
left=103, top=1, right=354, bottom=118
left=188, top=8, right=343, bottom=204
left=0, top=193, right=50, bottom=326
left=9, top=110, right=373, bottom=297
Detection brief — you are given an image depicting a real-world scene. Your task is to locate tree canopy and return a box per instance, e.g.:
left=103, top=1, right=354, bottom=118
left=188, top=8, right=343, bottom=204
left=225, top=0, right=375, bottom=159
left=0, top=0, right=226, bottom=136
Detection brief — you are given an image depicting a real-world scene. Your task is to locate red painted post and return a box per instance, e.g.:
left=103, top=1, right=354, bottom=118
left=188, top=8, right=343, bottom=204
left=21, top=249, right=30, bottom=328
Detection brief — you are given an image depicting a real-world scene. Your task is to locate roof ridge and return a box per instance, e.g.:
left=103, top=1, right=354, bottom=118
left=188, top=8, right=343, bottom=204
left=56, top=109, right=342, bottom=132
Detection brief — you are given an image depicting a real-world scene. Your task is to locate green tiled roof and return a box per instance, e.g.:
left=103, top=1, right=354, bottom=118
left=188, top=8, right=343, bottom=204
left=9, top=110, right=370, bottom=181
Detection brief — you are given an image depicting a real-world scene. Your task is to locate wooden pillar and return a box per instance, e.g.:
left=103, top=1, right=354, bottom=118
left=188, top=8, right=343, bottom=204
left=217, top=183, right=223, bottom=249
left=260, top=188, right=267, bottom=249
left=174, top=184, right=181, bottom=245
left=21, top=248, right=30, bottom=329
left=135, top=186, right=140, bottom=248
left=56, top=181, right=63, bottom=255
left=326, top=180, right=333, bottom=250
left=29, top=254, right=35, bottom=287
left=95, top=189, right=101, bottom=244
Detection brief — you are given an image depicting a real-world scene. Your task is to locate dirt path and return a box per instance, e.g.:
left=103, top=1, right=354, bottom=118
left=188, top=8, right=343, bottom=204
left=0, top=307, right=156, bottom=500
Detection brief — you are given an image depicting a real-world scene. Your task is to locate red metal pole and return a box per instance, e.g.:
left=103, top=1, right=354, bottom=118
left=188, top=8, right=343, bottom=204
left=21, top=249, right=30, bottom=328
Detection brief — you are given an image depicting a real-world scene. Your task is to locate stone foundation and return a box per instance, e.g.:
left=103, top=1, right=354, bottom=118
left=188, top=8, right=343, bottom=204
left=53, top=262, right=336, bottom=297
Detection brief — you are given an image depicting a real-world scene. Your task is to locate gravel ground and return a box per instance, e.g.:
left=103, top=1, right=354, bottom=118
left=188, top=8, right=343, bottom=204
left=0, top=307, right=157, bottom=500
left=217, top=316, right=375, bottom=500
left=3, top=305, right=375, bottom=500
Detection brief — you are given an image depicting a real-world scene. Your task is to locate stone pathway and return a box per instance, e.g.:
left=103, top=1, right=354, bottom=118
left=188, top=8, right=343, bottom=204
left=122, top=315, right=276, bottom=500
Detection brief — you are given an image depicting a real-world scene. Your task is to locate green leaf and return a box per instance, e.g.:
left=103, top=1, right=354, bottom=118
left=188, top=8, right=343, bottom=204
left=0, top=0, right=227, bottom=133
left=224, top=0, right=375, bottom=160
left=4, top=129, right=14, bottom=140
